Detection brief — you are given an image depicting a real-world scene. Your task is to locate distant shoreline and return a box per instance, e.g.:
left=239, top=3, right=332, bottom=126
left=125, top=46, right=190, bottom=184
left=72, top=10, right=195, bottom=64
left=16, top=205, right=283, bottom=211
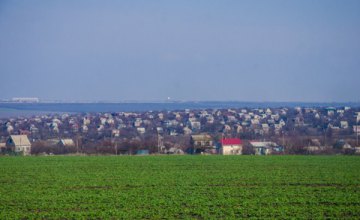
left=1, top=101, right=360, bottom=118
left=1, top=100, right=360, bottom=105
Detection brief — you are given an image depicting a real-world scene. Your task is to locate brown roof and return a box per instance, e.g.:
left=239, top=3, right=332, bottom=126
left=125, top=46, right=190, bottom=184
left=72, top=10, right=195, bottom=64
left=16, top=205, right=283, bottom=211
left=9, top=135, right=31, bottom=146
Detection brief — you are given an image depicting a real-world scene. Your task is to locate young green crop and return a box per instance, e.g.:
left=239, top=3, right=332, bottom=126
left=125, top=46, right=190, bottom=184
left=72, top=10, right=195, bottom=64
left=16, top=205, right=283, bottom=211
left=0, top=155, right=359, bottom=219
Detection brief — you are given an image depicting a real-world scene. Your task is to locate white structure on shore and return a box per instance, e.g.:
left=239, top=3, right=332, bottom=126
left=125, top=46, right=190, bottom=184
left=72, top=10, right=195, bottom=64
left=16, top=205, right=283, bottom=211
left=11, top=97, right=40, bottom=103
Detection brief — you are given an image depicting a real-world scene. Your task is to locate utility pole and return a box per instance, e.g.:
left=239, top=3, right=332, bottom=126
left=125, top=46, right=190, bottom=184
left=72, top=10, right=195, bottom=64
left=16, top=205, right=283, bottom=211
left=324, top=126, right=327, bottom=147
left=112, top=132, right=118, bottom=155
left=357, top=121, right=359, bottom=146
left=356, top=126, right=358, bottom=146
left=115, top=140, right=118, bottom=155
left=282, top=131, right=285, bottom=146
left=158, top=133, right=164, bottom=154
left=76, top=136, right=79, bottom=154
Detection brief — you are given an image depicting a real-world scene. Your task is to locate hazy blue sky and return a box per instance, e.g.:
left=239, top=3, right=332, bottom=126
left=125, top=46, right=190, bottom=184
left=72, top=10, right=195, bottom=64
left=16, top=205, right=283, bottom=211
left=0, top=0, right=359, bottom=102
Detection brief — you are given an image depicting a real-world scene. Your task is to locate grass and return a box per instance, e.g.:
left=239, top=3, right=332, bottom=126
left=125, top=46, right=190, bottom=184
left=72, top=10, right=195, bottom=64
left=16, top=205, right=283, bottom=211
left=0, top=155, right=359, bottom=219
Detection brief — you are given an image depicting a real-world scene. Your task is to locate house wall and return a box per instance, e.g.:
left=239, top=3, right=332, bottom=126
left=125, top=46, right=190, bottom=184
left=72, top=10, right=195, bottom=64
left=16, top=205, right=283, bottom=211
left=6, top=138, right=31, bottom=155
left=193, top=140, right=213, bottom=147
left=254, top=147, right=271, bottom=155
left=305, top=146, right=320, bottom=152
left=221, top=145, right=242, bottom=155
left=15, top=145, right=31, bottom=155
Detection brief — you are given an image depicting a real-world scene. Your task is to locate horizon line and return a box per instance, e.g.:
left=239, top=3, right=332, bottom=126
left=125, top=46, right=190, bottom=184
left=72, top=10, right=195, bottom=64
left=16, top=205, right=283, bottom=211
left=1, top=99, right=360, bottom=104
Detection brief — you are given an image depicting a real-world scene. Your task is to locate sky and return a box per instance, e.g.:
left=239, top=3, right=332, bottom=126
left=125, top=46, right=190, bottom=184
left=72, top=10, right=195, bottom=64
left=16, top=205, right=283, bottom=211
left=0, top=0, right=359, bottom=102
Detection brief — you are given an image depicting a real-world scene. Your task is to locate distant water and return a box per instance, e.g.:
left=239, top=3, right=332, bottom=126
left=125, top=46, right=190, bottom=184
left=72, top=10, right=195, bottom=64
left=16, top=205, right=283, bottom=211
left=0, top=102, right=359, bottom=118
left=0, top=107, right=54, bottom=118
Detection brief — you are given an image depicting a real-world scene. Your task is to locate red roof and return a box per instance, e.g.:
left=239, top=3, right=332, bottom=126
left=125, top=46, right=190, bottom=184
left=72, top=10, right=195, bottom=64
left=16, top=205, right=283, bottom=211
left=221, top=138, right=242, bottom=145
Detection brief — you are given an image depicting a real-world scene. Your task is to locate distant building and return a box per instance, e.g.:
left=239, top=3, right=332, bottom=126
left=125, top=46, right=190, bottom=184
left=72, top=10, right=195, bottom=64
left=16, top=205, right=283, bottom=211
left=156, top=127, right=164, bottom=134
left=166, top=147, right=184, bottom=155
left=305, top=139, right=323, bottom=152
left=340, top=121, right=349, bottom=129
left=6, top=135, right=31, bottom=155
left=334, top=139, right=352, bottom=150
left=190, top=134, right=214, bottom=154
left=112, top=129, right=120, bottom=137
left=58, top=139, right=75, bottom=147
left=355, top=147, right=360, bottom=154
left=136, top=149, right=149, bottom=155
left=353, top=126, right=360, bottom=135
left=183, top=127, right=192, bottom=135
left=11, top=97, right=40, bottom=103
left=250, top=141, right=278, bottom=155
left=0, top=142, right=6, bottom=153
left=137, top=127, right=146, bottom=134
left=220, top=138, right=243, bottom=155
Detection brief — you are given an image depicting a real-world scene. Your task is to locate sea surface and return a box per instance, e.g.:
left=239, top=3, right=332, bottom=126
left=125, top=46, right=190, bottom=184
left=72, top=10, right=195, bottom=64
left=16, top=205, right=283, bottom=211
left=0, top=102, right=359, bottom=118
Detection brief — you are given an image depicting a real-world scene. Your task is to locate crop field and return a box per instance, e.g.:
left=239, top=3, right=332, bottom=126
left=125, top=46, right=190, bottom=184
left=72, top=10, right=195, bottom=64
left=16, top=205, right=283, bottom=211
left=1, top=156, right=360, bottom=219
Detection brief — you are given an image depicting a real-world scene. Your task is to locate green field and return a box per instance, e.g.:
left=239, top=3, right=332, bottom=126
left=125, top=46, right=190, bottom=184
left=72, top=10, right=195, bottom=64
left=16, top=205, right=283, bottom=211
left=1, top=156, right=360, bottom=219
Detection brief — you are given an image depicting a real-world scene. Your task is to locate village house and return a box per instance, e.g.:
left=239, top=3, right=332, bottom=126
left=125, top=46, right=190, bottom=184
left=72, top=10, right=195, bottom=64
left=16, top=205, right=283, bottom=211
left=327, top=107, right=336, bottom=116
left=353, top=126, right=360, bottom=135
left=6, top=124, right=14, bottom=134
left=305, top=139, right=324, bottom=153
left=262, top=124, right=270, bottom=134
left=106, top=118, right=115, bottom=125
left=6, top=135, right=32, bottom=155
left=58, top=139, right=75, bottom=147
left=207, top=115, right=215, bottom=124
left=250, top=141, right=277, bottom=155
left=236, top=125, right=243, bottom=133
left=190, top=120, right=201, bottom=130
left=137, top=127, right=146, bottom=134
left=134, top=118, right=142, bottom=127
left=44, top=138, right=60, bottom=147
left=156, top=127, right=164, bottom=133
left=0, top=142, right=6, bottom=153
left=355, top=147, right=360, bottom=154
left=227, top=115, right=237, bottom=123
left=340, top=121, right=349, bottom=129
left=183, top=127, right=192, bottom=135
left=266, top=108, right=272, bottom=115
left=190, top=134, right=214, bottom=154
left=158, top=113, right=164, bottom=120
left=223, top=124, right=232, bottom=133
left=136, top=149, right=149, bottom=155
left=97, top=125, right=105, bottom=133
left=82, top=125, right=88, bottom=133
left=334, top=139, right=352, bottom=150
left=112, top=129, right=120, bottom=137
left=100, top=117, right=107, bottom=125
left=170, top=130, right=178, bottom=136
left=83, top=117, right=91, bottom=125
left=220, top=138, right=243, bottom=155
left=166, top=147, right=184, bottom=155
left=30, top=124, right=39, bottom=134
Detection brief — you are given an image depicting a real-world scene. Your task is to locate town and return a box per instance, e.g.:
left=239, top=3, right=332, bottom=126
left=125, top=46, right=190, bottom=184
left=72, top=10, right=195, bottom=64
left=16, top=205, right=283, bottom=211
left=1, top=106, right=360, bottom=156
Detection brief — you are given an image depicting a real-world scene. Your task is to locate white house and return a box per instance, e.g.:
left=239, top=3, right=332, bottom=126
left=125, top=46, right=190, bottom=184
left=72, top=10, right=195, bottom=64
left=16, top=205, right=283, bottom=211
left=183, top=127, right=192, bottom=135
left=353, top=126, right=360, bottom=135
left=137, top=127, right=146, bottom=134
left=6, top=135, right=31, bottom=155
left=220, top=138, right=243, bottom=155
left=340, top=121, right=349, bottom=129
